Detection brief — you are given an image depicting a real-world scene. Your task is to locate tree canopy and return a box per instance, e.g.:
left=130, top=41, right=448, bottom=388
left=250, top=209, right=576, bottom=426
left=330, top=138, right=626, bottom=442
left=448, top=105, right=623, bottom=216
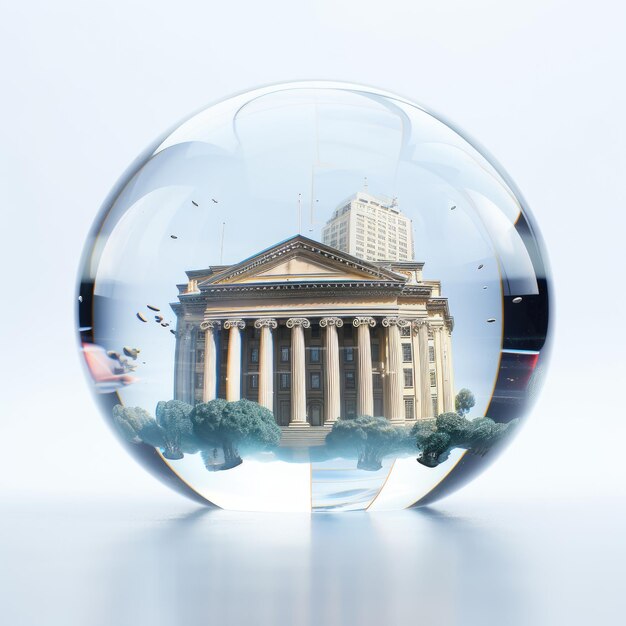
left=419, top=431, right=452, bottom=467
left=436, top=412, right=471, bottom=444
left=191, top=398, right=280, bottom=470
left=326, top=415, right=406, bottom=471
left=155, top=399, right=197, bottom=459
left=416, top=413, right=518, bottom=467
left=455, top=388, right=476, bottom=416
left=112, top=405, right=165, bottom=448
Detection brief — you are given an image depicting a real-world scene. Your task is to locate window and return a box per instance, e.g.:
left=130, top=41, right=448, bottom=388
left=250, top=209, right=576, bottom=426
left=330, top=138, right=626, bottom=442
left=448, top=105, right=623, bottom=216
left=346, top=399, right=357, bottom=418
left=429, top=346, right=435, bottom=362
left=195, top=373, right=203, bottom=388
left=250, top=374, right=258, bottom=389
left=250, top=347, right=259, bottom=363
left=280, top=373, right=291, bottom=390
left=430, top=370, right=436, bottom=386
left=344, top=347, right=354, bottom=362
left=404, top=398, right=415, bottom=420
left=400, top=325, right=411, bottom=337
left=311, top=326, right=320, bottom=339
left=403, top=368, right=413, bottom=388
left=373, top=372, right=383, bottom=390
left=309, top=346, right=321, bottom=363
left=280, top=346, right=289, bottom=362
left=310, top=372, right=321, bottom=390
left=371, top=342, right=380, bottom=362
left=345, top=370, right=356, bottom=389
left=432, top=396, right=438, bottom=416
left=402, top=343, right=412, bottom=362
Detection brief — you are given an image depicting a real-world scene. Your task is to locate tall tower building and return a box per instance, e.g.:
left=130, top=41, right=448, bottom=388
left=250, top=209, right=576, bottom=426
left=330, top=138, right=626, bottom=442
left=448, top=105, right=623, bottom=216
left=321, top=191, right=414, bottom=262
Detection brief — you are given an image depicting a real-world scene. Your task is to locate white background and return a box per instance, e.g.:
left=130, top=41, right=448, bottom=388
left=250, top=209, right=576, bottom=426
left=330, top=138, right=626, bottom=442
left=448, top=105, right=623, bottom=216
left=1, top=2, right=625, bottom=623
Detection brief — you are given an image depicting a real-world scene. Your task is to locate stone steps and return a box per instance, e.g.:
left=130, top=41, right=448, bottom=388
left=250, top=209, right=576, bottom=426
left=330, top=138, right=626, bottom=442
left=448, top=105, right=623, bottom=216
left=279, top=426, right=331, bottom=448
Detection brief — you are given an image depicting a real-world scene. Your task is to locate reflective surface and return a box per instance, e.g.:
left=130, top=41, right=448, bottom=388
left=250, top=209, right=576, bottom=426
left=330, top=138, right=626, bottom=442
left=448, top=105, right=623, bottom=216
left=2, top=497, right=620, bottom=626
left=78, top=82, right=551, bottom=510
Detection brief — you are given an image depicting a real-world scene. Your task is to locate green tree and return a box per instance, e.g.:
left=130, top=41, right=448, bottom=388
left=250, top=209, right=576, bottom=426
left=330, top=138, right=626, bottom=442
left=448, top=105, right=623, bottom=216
left=416, top=414, right=520, bottom=467
left=221, top=399, right=280, bottom=463
left=155, top=399, right=197, bottom=460
left=191, top=398, right=280, bottom=470
left=326, top=415, right=405, bottom=471
left=467, top=417, right=518, bottom=456
left=410, top=420, right=435, bottom=450
left=191, top=399, right=227, bottom=452
left=455, top=388, right=476, bottom=416
left=112, top=405, right=165, bottom=448
left=436, top=412, right=472, bottom=445
left=418, top=432, right=452, bottom=467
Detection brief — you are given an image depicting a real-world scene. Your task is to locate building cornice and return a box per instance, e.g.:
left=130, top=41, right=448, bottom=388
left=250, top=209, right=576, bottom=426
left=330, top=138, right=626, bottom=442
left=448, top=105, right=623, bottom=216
left=198, top=235, right=406, bottom=286
left=189, top=280, right=431, bottom=297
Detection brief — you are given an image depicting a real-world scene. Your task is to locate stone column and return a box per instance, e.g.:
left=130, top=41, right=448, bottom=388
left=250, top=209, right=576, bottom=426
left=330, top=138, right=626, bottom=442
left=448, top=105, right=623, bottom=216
left=287, top=317, right=310, bottom=426
left=254, top=318, right=277, bottom=411
left=410, top=320, right=422, bottom=421
left=175, top=325, right=196, bottom=404
left=200, top=320, right=221, bottom=402
left=320, top=316, right=343, bottom=424
left=442, top=325, right=455, bottom=413
left=353, top=317, right=376, bottom=417
left=173, top=324, right=186, bottom=401
left=382, top=317, right=409, bottom=422
left=415, top=320, right=432, bottom=418
left=433, top=326, right=445, bottom=415
left=223, top=319, right=245, bottom=401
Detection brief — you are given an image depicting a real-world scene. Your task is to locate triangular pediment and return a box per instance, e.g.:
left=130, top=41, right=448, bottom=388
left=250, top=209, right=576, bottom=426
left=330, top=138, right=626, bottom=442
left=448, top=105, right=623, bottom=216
left=200, top=235, right=406, bottom=286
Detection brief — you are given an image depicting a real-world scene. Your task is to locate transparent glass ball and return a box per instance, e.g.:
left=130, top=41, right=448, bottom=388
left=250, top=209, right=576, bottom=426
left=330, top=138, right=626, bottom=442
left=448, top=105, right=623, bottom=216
left=78, top=81, right=552, bottom=511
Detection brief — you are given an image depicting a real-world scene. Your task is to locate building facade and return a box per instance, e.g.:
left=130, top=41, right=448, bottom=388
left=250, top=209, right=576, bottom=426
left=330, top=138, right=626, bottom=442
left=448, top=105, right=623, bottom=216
left=172, top=236, right=455, bottom=436
left=321, top=191, right=414, bottom=262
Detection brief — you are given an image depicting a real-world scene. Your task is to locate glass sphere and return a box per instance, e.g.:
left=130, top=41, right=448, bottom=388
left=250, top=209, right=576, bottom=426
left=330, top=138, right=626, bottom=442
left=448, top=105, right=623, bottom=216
left=78, top=81, right=552, bottom=511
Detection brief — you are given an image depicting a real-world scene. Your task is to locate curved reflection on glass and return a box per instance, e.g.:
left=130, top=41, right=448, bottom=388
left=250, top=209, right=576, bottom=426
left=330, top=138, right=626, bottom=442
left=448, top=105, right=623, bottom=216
left=77, top=81, right=552, bottom=511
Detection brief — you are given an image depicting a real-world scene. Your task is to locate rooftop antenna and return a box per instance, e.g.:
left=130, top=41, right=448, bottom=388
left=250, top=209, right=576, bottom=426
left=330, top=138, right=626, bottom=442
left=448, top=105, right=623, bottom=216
left=219, top=222, right=226, bottom=264
left=363, top=176, right=368, bottom=191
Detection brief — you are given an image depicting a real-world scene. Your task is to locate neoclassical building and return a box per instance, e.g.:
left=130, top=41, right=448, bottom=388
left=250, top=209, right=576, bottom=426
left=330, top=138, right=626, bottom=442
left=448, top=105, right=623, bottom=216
left=171, top=235, right=454, bottom=436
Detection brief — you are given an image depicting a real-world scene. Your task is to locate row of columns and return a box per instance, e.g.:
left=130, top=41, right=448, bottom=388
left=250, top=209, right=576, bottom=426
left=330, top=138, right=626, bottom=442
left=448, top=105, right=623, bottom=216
left=199, top=315, right=454, bottom=424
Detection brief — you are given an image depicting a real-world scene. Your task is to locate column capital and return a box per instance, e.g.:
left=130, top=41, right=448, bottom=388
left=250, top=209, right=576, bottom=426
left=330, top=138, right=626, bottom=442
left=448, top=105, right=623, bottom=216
left=254, top=318, right=278, bottom=330
left=353, top=316, right=376, bottom=328
left=319, top=316, right=344, bottom=328
left=286, top=317, right=310, bottom=329
left=411, top=318, right=429, bottom=332
left=200, top=320, right=221, bottom=331
left=223, top=319, right=245, bottom=330
left=382, top=317, right=411, bottom=328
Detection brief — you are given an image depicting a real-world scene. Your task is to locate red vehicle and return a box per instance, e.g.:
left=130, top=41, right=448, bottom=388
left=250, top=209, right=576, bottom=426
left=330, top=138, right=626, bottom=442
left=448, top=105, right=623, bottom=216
left=81, top=343, right=137, bottom=393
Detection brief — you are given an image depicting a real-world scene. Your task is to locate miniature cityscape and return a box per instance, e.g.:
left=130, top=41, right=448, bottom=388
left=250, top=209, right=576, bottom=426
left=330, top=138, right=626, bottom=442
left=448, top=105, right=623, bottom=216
left=109, top=191, right=517, bottom=469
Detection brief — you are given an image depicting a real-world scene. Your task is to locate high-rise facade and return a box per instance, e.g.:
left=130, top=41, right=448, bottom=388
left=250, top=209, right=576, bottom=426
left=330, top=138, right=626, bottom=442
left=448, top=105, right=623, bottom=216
left=321, top=191, right=414, bottom=262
